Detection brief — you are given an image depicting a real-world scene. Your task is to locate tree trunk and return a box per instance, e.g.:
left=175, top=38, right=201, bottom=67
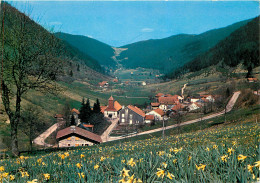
left=10, top=118, right=19, bottom=156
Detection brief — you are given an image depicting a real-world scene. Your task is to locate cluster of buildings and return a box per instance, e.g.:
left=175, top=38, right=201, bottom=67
left=55, top=92, right=216, bottom=148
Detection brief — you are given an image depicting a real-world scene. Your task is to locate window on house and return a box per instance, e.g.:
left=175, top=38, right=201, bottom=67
left=122, top=119, right=125, bottom=122
left=130, top=114, right=133, bottom=119
left=67, top=137, right=71, bottom=140
left=75, top=137, right=80, bottom=141
left=68, top=144, right=70, bottom=146
left=122, top=113, right=125, bottom=117
left=75, top=144, right=79, bottom=147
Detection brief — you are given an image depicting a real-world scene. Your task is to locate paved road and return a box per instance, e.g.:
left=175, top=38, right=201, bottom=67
left=108, top=91, right=241, bottom=142
left=101, top=118, right=119, bottom=142
left=33, top=120, right=64, bottom=147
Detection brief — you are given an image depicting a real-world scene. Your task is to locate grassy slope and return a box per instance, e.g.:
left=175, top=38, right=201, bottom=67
left=1, top=105, right=258, bottom=182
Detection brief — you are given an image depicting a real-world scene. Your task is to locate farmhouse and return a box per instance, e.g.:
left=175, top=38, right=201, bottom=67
left=145, top=115, right=155, bottom=124
left=146, top=108, right=164, bottom=121
left=200, top=95, right=215, bottom=102
left=99, top=81, right=109, bottom=88
left=119, top=105, right=146, bottom=125
left=103, top=96, right=122, bottom=118
left=158, top=95, right=180, bottom=111
left=56, top=126, right=102, bottom=147
left=188, top=102, right=201, bottom=111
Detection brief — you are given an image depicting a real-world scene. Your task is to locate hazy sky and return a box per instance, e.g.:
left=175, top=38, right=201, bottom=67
left=9, top=1, right=260, bottom=47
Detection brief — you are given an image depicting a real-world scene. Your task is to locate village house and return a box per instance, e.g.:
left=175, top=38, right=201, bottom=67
left=188, top=102, right=201, bottom=111
left=158, top=95, right=180, bottom=111
left=146, top=108, right=164, bottom=121
left=103, top=96, right=122, bottom=118
left=171, top=103, right=185, bottom=113
left=151, top=102, right=160, bottom=110
left=145, top=115, right=155, bottom=124
left=119, top=105, right=146, bottom=125
left=56, top=126, right=102, bottom=147
left=247, top=78, right=258, bottom=83
left=99, top=81, right=109, bottom=88
left=200, top=95, right=215, bottom=102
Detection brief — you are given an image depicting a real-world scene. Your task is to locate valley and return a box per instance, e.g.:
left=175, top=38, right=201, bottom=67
left=0, top=2, right=259, bottom=182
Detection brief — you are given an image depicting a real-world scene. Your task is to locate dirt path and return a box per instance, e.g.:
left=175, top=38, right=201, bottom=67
left=33, top=120, right=64, bottom=147
left=108, top=91, right=241, bottom=142
left=101, top=118, right=119, bottom=142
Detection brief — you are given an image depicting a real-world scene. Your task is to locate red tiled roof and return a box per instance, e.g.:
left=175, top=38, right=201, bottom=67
left=71, top=108, right=80, bottom=114
left=114, top=101, right=122, bottom=111
left=153, top=108, right=164, bottom=116
left=158, top=96, right=178, bottom=105
left=247, top=78, right=258, bottom=81
left=128, top=105, right=145, bottom=117
left=113, top=79, right=118, bottom=82
left=100, top=106, right=107, bottom=113
left=55, top=114, right=63, bottom=118
left=109, top=96, right=114, bottom=101
left=99, top=81, right=108, bottom=87
left=165, top=94, right=172, bottom=97
left=56, top=126, right=102, bottom=143
left=200, top=94, right=213, bottom=98
left=145, top=115, right=154, bottom=120
left=194, top=102, right=202, bottom=108
left=171, top=104, right=184, bottom=111
left=151, top=102, right=160, bottom=107
left=83, top=124, right=94, bottom=128
left=155, top=93, right=164, bottom=97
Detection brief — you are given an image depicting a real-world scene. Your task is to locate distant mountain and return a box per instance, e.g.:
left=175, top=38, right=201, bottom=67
left=118, top=19, right=252, bottom=73
left=168, top=16, right=259, bottom=78
left=55, top=32, right=117, bottom=69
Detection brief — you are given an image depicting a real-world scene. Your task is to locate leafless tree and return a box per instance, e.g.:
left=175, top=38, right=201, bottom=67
left=1, top=3, right=64, bottom=156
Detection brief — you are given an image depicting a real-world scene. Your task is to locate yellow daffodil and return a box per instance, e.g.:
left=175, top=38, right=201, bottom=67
left=221, top=155, right=228, bottom=162
left=156, top=168, right=165, bottom=178
left=121, top=159, right=126, bottom=163
left=227, top=148, right=234, bottom=155
left=127, top=158, right=136, bottom=167
left=37, top=158, right=42, bottom=164
left=173, top=159, right=177, bottom=164
left=237, top=154, right=247, bottom=161
left=213, top=145, right=218, bottom=149
left=76, top=163, right=82, bottom=168
left=60, top=154, right=65, bottom=160
left=43, top=173, right=50, bottom=180
left=0, top=166, right=4, bottom=172
left=196, top=164, right=206, bottom=171
left=119, top=178, right=127, bottom=183
left=21, top=172, right=29, bottom=177
left=64, top=152, right=69, bottom=157
left=206, top=147, right=210, bottom=151
left=27, top=179, right=37, bottom=183
left=254, top=161, right=260, bottom=169
left=78, top=172, right=85, bottom=179
left=162, top=162, right=167, bottom=168
left=2, top=172, right=8, bottom=178
left=120, top=168, right=130, bottom=178
left=80, top=154, right=85, bottom=158
left=94, top=164, right=99, bottom=170
left=100, top=156, right=106, bottom=161
left=188, top=156, right=192, bottom=161
left=166, top=172, right=175, bottom=179
left=247, top=165, right=253, bottom=173
left=10, top=175, right=15, bottom=180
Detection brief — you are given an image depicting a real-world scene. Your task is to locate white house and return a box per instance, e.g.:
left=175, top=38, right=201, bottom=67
left=104, top=96, right=122, bottom=118
left=188, top=103, right=201, bottom=111
left=146, top=108, right=164, bottom=121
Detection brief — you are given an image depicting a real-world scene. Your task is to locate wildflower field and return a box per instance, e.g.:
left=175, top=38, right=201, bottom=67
left=0, top=121, right=259, bottom=183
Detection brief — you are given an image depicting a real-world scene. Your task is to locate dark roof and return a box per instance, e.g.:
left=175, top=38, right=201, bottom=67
left=56, top=126, right=102, bottom=143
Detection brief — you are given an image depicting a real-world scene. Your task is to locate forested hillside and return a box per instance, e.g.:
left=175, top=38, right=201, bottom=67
left=55, top=32, right=117, bottom=69
left=168, top=16, right=259, bottom=78
left=118, top=19, right=251, bottom=73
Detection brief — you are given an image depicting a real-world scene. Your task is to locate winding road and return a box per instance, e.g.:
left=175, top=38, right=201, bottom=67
left=107, top=91, right=241, bottom=142
left=33, top=91, right=240, bottom=146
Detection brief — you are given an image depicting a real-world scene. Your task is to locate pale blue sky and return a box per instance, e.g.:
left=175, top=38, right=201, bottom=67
left=9, top=1, right=260, bottom=47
